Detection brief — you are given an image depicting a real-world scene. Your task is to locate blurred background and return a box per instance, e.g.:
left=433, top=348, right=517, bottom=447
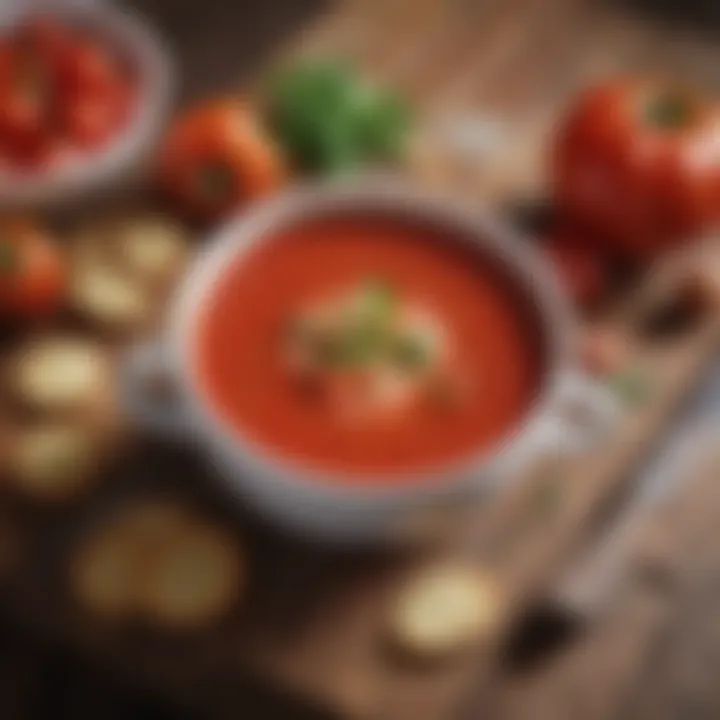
left=3, top=0, right=720, bottom=718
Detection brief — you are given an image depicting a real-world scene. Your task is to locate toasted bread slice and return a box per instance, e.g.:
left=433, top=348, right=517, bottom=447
left=70, top=499, right=190, bottom=619
left=389, top=561, right=500, bottom=658
left=7, top=337, right=112, bottom=416
left=71, top=520, right=139, bottom=620
left=70, top=261, right=152, bottom=333
left=113, top=215, right=188, bottom=284
left=138, top=522, right=243, bottom=630
left=7, top=424, right=99, bottom=501
left=71, top=499, right=244, bottom=628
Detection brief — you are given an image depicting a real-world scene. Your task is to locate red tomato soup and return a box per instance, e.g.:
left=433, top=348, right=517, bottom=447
left=193, top=213, right=543, bottom=480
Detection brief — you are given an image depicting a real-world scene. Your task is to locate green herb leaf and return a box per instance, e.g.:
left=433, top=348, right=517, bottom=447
left=355, top=87, right=411, bottom=160
left=354, top=276, right=395, bottom=320
left=268, top=60, right=411, bottom=174
left=269, top=61, right=356, bottom=172
left=315, top=324, right=376, bottom=367
left=391, top=333, right=430, bottom=371
left=322, top=277, right=397, bottom=367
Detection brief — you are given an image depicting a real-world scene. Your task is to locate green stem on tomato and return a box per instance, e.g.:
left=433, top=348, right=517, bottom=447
left=645, top=93, right=693, bottom=130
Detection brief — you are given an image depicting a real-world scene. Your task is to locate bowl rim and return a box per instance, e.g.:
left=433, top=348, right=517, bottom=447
left=0, top=0, right=174, bottom=204
left=160, top=178, right=576, bottom=504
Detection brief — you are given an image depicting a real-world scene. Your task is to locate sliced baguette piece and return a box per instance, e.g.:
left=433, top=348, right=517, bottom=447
left=389, top=560, right=501, bottom=659
left=70, top=260, right=152, bottom=333
left=7, top=336, right=112, bottom=416
left=138, top=522, right=243, bottom=631
left=70, top=519, right=140, bottom=620
left=7, top=424, right=100, bottom=501
left=70, top=499, right=192, bottom=620
left=113, top=215, right=189, bottom=284
left=110, top=498, right=197, bottom=566
left=70, top=500, right=244, bottom=629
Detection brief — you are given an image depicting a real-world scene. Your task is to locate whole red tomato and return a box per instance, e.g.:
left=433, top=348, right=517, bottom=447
left=553, top=79, right=720, bottom=259
left=157, top=99, right=286, bottom=220
left=0, top=217, right=66, bottom=319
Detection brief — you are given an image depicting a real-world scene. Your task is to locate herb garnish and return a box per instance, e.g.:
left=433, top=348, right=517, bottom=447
left=391, top=333, right=430, bottom=371
left=285, top=277, right=437, bottom=374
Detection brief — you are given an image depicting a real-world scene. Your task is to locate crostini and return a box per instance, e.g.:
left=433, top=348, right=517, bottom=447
left=389, top=561, right=500, bottom=659
left=7, top=424, right=100, bottom=502
left=6, top=337, right=112, bottom=416
left=70, top=499, right=244, bottom=629
left=113, top=215, right=189, bottom=285
left=70, top=261, right=152, bottom=333
left=138, top=521, right=243, bottom=631
left=71, top=519, right=140, bottom=620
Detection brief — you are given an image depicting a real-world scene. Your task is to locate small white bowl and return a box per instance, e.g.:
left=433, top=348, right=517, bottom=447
left=0, top=0, right=174, bottom=207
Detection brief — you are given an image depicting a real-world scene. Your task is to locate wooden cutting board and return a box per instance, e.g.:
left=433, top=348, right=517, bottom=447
left=487, top=441, right=720, bottom=720
left=3, top=1, right=720, bottom=718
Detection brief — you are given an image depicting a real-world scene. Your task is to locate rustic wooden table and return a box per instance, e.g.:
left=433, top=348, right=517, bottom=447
left=5, top=1, right=720, bottom=718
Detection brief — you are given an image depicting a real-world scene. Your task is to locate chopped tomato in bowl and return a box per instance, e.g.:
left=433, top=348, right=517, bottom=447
left=0, top=3, right=173, bottom=205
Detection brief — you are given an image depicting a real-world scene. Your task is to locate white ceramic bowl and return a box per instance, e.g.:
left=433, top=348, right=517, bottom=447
left=122, top=179, right=618, bottom=544
left=0, top=0, right=174, bottom=207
